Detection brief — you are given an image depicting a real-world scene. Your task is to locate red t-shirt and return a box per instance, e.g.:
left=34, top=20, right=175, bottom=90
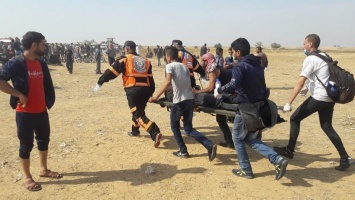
left=16, top=59, right=46, bottom=113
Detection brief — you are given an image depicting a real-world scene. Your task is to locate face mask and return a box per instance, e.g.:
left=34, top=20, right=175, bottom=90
left=304, top=49, right=310, bottom=56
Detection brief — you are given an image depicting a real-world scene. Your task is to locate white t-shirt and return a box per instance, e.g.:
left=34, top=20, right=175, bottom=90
left=166, top=61, right=194, bottom=103
left=300, top=53, right=333, bottom=102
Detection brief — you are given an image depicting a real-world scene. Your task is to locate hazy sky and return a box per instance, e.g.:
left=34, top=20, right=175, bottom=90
left=1, top=0, right=354, bottom=47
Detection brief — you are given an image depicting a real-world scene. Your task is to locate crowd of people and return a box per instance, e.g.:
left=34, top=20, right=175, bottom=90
left=0, top=31, right=353, bottom=192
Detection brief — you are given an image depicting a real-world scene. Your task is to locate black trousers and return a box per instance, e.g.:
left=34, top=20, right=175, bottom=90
left=66, top=60, right=73, bottom=74
left=16, top=111, right=50, bottom=159
left=288, top=97, right=348, bottom=158
left=126, top=88, right=160, bottom=140
left=108, top=57, right=115, bottom=66
left=216, top=114, right=233, bottom=146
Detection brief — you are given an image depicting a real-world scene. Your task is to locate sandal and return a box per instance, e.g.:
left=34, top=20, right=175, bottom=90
left=39, top=169, right=63, bottom=179
left=23, top=178, right=42, bottom=191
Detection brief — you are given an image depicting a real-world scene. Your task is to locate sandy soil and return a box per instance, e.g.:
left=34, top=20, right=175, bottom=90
left=0, top=48, right=354, bottom=200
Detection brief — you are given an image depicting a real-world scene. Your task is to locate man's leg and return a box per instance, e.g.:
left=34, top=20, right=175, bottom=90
left=288, top=97, right=327, bottom=151
left=16, top=112, right=34, bottom=178
left=21, top=159, right=31, bottom=179
left=70, top=61, right=73, bottom=74
left=127, top=91, right=161, bottom=146
left=35, top=111, right=62, bottom=178
left=216, top=114, right=234, bottom=148
left=39, top=150, right=48, bottom=172
left=275, top=97, right=329, bottom=158
left=66, top=61, right=70, bottom=72
left=232, top=114, right=253, bottom=174
left=96, top=60, right=101, bottom=74
left=182, top=100, right=213, bottom=148
left=171, top=102, right=188, bottom=154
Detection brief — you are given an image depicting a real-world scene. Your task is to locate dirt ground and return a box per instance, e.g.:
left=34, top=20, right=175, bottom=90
left=0, top=48, right=354, bottom=200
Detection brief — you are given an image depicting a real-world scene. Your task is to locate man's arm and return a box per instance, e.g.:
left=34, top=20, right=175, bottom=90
left=149, top=73, right=172, bottom=102
left=0, top=80, right=27, bottom=106
left=194, top=71, right=217, bottom=94
left=97, top=57, right=125, bottom=86
left=218, top=66, right=242, bottom=94
left=288, top=76, right=307, bottom=105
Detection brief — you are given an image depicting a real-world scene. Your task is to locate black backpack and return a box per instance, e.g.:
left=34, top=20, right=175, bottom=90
left=312, top=52, right=355, bottom=104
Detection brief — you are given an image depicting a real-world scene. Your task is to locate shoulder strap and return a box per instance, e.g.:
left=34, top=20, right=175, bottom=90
left=310, top=51, right=333, bottom=63
left=310, top=51, right=331, bottom=89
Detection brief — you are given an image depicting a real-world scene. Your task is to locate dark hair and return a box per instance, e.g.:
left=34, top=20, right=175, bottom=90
left=164, top=46, right=178, bottom=60
left=231, top=38, right=250, bottom=56
left=305, top=34, right=320, bottom=48
left=21, top=31, right=45, bottom=50
left=228, top=47, right=232, bottom=51
left=257, top=46, right=262, bottom=51
left=216, top=47, right=223, bottom=54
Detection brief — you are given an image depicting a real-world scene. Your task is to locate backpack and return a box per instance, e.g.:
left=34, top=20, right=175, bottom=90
left=312, top=52, right=355, bottom=104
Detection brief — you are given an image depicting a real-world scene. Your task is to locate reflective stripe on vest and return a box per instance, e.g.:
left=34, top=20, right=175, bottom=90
left=178, top=51, right=194, bottom=76
left=122, top=54, right=152, bottom=88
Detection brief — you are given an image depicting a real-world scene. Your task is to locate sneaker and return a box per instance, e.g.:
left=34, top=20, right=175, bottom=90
left=275, top=157, right=288, bottom=180
left=154, top=133, right=162, bottom=148
left=335, top=157, right=352, bottom=171
left=274, top=146, right=294, bottom=159
left=127, top=132, right=140, bottom=137
left=173, top=151, right=190, bottom=158
left=207, top=144, right=217, bottom=161
left=232, top=169, right=254, bottom=179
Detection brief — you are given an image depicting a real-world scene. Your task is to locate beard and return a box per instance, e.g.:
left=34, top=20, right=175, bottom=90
left=35, top=49, right=45, bottom=57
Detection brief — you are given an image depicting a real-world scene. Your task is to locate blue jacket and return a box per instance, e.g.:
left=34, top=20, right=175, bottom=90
left=218, top=54, right=267, bottom=103
left=0, top=55, right=55, bottom=109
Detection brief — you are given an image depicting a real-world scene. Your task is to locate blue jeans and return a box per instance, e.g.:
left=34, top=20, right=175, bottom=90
left=232, top=114, right=280, bottom=173
left=170, top=99, right=213, bottom=153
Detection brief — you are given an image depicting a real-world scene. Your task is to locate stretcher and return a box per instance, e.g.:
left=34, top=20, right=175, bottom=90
left=155, top=98, right=237, bottom=117
left=154, top=99, right=287, bottom=123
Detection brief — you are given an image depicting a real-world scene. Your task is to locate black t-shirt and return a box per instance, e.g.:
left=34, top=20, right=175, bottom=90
left=157, top=48, right=163, bottom=57
left=65, top=49, right=73, bottom=61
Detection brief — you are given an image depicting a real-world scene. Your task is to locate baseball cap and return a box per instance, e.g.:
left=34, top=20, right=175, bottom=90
left=124, top=40, right=136, bottom=49
left=171, top=40, right=183, bottom=46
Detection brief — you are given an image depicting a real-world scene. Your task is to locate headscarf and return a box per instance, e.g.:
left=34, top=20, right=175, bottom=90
left=201, top=53, right=217, bottom=80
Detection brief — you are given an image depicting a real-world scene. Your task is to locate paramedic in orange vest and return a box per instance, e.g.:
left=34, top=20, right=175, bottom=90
left=171, top=40, right=205, bottom=89
left=93, top=40, right=162, bottom=148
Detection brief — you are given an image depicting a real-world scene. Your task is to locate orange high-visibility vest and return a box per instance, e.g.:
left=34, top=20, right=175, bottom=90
left=178, top=51, right=194, bottom=76
left=122, top=54, right=152, bottom=88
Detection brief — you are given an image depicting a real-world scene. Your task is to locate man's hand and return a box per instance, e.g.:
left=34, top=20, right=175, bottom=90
left=148, top=96, right=158, bottom=103
left=93, top=83, right=101, bottom=92
left=18, top=93, right=27, bottom=108
left=283, top=103, right=292, bottom=112
left=192, top=88, right=199, bottom=94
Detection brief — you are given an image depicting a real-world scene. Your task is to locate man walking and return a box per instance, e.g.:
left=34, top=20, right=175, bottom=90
left=93, top=41, right=162, bottom=147
left=95, top=44, right=102, bottom=74
left=275, top=34, right=353, bottom=171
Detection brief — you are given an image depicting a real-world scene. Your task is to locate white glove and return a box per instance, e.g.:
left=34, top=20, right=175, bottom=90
left=214, top=88, right=222, bottom=99
left=299, top=87, right=308, bottom=96
left=214, top=80, right=222, bottom=99
left=283, top=103, right=292, bottom=112
left=93, top=83, right=101, bottom=92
